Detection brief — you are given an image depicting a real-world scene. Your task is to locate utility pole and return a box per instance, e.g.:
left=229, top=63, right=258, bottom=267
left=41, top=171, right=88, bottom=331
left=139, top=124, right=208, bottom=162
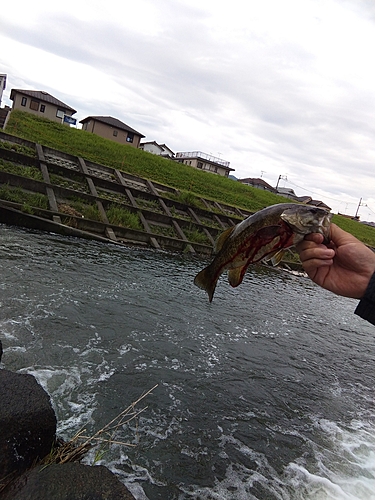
left=355, top=198, right=367, bottom=219
left=355, top=198, right=362, bottom=218
left=275, top=175, right=287, bottom=190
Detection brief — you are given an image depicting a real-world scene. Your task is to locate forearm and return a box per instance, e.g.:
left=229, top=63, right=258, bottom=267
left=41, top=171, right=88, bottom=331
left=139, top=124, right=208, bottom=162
left=354, top=272, right=375, bottom=326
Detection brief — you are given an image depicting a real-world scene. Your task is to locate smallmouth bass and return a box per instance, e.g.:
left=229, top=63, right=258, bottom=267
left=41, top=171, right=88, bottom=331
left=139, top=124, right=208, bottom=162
left=194, top=203, right=332, bottom=302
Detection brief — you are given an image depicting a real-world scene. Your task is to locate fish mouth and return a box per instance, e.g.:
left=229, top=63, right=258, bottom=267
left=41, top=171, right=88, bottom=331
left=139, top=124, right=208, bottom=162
left=320, top=213, right=332, bottom=244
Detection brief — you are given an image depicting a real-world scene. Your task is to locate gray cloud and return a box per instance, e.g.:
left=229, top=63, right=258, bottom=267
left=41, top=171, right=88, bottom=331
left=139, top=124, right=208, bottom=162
left=1, top=0, right=375, bottom=219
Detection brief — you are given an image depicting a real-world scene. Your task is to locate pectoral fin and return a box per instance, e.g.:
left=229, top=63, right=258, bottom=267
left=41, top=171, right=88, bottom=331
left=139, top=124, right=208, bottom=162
left=269, top=249, right=286, bottom=266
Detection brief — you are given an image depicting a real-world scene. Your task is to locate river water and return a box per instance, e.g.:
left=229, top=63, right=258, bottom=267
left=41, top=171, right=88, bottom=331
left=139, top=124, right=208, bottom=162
left=0, top=225, right=374, bottom=500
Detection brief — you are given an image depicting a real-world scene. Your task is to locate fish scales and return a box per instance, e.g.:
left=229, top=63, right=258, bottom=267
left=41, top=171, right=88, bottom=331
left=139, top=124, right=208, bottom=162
left=194, top=203, right=332, bottom=302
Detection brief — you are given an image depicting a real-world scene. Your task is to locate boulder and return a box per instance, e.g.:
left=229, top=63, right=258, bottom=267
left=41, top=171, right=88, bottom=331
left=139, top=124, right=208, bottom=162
left=0, top=369, right=57, bottom=481
left=0, top=463, right=136, bottom=500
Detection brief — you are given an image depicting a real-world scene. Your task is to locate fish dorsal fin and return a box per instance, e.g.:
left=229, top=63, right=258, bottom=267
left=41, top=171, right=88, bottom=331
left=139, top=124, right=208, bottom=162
left=214, top=226, right=235, bottom=253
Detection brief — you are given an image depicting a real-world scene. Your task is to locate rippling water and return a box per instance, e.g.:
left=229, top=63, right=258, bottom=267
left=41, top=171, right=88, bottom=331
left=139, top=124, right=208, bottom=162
left=1, top=225, right=374, bottom=499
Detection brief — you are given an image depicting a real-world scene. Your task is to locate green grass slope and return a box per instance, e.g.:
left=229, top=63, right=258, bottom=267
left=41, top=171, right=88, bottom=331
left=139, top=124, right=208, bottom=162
left=5, top=110, right=375, bottom=246
left=5, top=110, right=289, bottom=210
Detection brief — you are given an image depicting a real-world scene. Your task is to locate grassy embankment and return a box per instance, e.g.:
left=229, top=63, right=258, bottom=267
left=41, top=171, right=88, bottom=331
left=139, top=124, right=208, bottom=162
left=4, top=110, right=375, bottom=247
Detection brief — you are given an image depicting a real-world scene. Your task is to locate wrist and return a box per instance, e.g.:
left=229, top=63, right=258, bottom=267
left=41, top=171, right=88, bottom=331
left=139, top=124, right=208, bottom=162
left=363, top=271, right=375, bottom=300
left=354, top=271, right=375, bottom=325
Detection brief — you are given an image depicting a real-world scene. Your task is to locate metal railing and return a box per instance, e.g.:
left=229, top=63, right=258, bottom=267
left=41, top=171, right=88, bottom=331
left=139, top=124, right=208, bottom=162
left=175, top=151, right=230, bottom=168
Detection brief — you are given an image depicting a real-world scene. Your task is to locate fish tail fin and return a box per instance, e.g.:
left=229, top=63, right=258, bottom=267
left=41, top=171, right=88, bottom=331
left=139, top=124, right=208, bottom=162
left=194, top=265, right=219, bottom=302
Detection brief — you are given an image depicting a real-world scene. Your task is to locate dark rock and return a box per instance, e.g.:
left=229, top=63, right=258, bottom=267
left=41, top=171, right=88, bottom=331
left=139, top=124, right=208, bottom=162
left=1, top=463, right=136, bottom=500
left=0, top=370, right=56, bottom=481
left=0, top=339, right=3, bottom=363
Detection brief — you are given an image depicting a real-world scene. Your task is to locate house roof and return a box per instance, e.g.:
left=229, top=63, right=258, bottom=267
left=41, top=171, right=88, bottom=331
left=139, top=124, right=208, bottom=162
left=140, top=141, right=175, bottom=156
left=277, top=187, right=297, bottom=197
left=296, top=196, right=313, bottom=204
left=10, top=89, right=77, bottom=113
left=140, top=141, right=162, bottom=149
left=308, top=200, right=332, bottom=211
left=238, top=177, right=276, bottom=191
left=80, top=116, right=145, bottom=137
left=159, top=143, right=174, bottom=155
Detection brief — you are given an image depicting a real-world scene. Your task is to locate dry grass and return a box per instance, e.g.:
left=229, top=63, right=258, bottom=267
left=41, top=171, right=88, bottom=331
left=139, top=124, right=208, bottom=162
left=41, top=384, right=158, bottom=466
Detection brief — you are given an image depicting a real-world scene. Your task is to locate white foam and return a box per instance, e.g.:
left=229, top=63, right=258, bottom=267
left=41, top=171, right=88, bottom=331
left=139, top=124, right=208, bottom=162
left=284, top=418, right=375, bottom=500
left=4, top=346, right=26, bottom=353
left=172, top=415, right=375, bottom=500
left=18, top=365, right=97, bottom=437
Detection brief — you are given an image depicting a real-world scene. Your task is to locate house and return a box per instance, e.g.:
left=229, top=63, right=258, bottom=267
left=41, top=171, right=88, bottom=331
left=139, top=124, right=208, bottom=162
left=305, top=199, right=331, bottom=211
left=0, top=74, right=6, bottom=107
left=272, top=187, right=331, bottom=210
left=239, top=177, right=331, bottom=210
left=360, top=220, right=375, bottom=227
left=140, top=141, right=164, bottom=155
left=338, top=212, right=359, bottom=221
left=159, top=144, right=175, bottom=158
left=238, top=177, right=276, bottom=193
left=297, top=195, right=313, bottom=204
left=276, top=187, right=298, bottom=199
left=80, top=116, right=145, bottom=147
left=277, top=189, right=331, bottom=210
left=10, top=89, right=77, bottom=123
left=174, top=151, right=234, bottom=177
left=140, top=141, right=175, bottom=158
left=0, top=75, right=10, bottom=129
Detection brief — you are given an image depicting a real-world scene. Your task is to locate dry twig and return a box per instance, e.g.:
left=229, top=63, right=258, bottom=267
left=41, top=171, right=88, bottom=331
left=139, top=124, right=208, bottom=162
left=41, top=384, right=158, bottom=465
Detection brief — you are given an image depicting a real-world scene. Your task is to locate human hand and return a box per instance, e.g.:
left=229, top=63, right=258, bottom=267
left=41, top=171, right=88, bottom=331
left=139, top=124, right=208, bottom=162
left=296, top=223, right=375, bottom=299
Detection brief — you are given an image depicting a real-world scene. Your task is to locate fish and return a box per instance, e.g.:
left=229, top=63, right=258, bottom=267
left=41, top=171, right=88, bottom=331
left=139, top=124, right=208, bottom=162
left=194, top=203, right=332, bottom=302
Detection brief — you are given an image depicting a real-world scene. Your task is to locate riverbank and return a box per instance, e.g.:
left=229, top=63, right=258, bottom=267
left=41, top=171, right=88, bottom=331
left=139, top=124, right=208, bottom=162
left=5, top=110, right=375, bottom=247
left=0, top=130, right=253, bottom=255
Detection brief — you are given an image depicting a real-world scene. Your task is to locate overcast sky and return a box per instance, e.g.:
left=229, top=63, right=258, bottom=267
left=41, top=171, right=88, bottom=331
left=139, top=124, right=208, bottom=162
left=1, top=0, right=374, bottom=221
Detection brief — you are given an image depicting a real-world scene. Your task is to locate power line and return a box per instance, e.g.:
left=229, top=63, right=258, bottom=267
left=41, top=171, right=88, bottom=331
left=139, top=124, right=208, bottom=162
left=282, top=178, right=375, bottom=221
left=283, top=178, right=360, bottom=207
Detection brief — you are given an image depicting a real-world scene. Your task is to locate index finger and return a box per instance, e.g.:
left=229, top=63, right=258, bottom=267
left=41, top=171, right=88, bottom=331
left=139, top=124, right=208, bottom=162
left=304, top=233, right=325, bottom=244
